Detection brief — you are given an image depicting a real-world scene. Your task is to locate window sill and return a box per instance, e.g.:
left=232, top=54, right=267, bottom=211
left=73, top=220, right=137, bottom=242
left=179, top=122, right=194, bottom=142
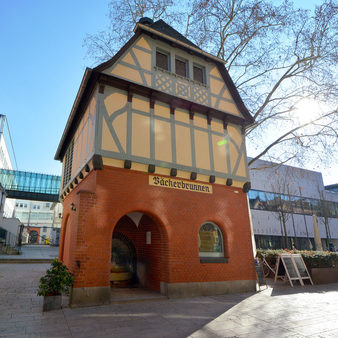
left=200, top=257, right=228, bottom=264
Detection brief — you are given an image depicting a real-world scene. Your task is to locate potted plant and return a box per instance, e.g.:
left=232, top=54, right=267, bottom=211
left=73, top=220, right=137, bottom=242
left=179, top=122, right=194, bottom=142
left=37, top=258, right=74, bottom=311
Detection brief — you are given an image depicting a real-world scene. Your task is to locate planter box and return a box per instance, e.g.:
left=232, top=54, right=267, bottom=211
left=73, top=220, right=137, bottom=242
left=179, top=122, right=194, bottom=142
left=311, top=268, right=338, bottom=284
left=43, top=295, right=62, bottom=311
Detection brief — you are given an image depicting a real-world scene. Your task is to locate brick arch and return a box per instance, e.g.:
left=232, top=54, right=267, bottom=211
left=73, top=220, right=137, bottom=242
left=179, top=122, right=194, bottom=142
left=59, top=213, right=70, bottom=264
left=111, top=212, right=169, bottom=292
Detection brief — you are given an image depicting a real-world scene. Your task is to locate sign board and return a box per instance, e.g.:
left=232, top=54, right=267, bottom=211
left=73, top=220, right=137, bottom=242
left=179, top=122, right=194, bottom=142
left=254, top=259, right=267, bottom=289
left=149, top=175, right=212, bottom=194
left=274, top=254, right=313, bottom=287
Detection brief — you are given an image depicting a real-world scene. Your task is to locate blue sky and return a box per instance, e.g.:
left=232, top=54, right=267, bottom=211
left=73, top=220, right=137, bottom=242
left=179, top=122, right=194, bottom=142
left=1, top=0, right=335, bottom=184
left=0, top=0, right=110, bottom=175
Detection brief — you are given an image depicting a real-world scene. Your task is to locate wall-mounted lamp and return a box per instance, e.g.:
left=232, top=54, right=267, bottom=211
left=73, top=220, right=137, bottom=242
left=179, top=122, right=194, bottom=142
left=71, top=203, right=76, bottom=211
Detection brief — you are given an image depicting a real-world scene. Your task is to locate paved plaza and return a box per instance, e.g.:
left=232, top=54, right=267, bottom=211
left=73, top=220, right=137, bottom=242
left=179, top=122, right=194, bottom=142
left=0, top=260, right=338, bottom=338
left=0, top=244, right=59, bottom=262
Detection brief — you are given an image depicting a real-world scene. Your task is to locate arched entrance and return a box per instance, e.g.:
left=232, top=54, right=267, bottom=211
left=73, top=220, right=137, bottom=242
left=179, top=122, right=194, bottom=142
left=111, top=212, right=166, bottom=292
left=28, top=230, right=38, bottom=244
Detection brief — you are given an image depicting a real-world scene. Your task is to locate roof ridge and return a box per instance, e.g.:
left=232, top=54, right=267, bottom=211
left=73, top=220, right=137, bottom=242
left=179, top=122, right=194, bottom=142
left=150, top=19, right=201, bottom=50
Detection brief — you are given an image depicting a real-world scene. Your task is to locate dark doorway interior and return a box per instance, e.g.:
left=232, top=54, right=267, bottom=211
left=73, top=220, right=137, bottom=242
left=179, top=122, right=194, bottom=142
left=111, top=214, right=163, bottom=291
left=111, top=232, right=138, bottom=286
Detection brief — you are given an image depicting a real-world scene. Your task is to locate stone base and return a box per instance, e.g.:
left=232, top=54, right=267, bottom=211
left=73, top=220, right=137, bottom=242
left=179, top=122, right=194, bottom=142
left=160, top=280, right=256, bottom=298
left=43, top=295, right=62, bottom=311
left=70, top=287, right=111, bottom=307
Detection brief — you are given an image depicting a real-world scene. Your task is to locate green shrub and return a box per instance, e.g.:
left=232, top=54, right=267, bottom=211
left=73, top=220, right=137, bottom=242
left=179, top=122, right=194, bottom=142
left=37, top=259, right=74, bottom=296
left=256, top=249, right=338, bottom=269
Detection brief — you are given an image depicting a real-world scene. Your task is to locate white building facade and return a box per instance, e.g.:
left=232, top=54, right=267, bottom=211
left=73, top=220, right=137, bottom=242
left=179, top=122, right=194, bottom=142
left=0, top=116, right=15, bottom=217
left=13, top=200, right=62, bottom=245
left=249, top=159, right=338, bottom=250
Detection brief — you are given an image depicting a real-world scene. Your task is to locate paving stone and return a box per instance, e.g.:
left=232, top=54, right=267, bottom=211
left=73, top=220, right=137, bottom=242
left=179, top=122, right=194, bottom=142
left=1, top=262, right=338, bottom=337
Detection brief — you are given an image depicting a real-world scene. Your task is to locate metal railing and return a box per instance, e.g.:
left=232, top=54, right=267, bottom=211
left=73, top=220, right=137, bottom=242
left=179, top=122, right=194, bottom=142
left=0, top=227, right=21, bottom=254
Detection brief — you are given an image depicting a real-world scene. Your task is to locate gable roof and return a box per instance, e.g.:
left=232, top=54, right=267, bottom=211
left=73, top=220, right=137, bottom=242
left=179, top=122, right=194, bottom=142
left=55, top=19, right=254, bottom=161
left=149, top=19, right=200, bottom=49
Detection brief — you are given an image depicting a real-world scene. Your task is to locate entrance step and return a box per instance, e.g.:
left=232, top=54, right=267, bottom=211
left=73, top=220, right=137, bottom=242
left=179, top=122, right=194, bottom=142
left=110, top=287, right=168, bottom=304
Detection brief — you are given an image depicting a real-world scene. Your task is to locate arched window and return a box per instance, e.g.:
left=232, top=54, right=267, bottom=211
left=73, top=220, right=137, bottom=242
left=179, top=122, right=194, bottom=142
left=198, top=222, right=224, bottom=258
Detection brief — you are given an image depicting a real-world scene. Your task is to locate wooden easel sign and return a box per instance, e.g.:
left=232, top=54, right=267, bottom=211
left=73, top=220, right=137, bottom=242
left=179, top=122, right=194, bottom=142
left=274, top=253, right=313, bottom=287
left=254, top=258, right=267, bottom=290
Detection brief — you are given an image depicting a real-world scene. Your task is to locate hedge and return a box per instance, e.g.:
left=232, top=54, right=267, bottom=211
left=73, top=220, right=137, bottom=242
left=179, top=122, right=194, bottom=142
left=256, top=249, right=338, bottom=269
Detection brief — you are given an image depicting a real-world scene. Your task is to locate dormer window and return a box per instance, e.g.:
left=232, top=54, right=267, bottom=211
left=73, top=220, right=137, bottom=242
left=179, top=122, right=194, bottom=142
left=175, top=57, right=188, bottom=77
left=193, top=64, right=205, bottom=84
left=156, top=50, right=170, bottom=71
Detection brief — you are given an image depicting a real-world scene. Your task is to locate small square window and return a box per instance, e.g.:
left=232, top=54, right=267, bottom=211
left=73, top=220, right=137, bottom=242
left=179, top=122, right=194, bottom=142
left=175, top=58, right=188, bottom=77
left=193, top=64, right=205, bottom=84
left=156, top=50, right=169, bottom=71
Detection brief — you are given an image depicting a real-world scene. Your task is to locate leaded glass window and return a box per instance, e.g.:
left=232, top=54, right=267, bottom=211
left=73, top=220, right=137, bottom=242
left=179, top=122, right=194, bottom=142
left=198, top=222, right=224, bottom=257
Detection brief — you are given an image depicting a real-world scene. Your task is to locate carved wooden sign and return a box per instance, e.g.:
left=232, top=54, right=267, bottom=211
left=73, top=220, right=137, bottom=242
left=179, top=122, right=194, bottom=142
left=149, top=175, right=213, bottom=194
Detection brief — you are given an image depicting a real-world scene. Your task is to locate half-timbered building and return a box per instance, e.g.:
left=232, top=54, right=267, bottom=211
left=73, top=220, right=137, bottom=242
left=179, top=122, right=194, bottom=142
left=55, top=18, right=256, bottom=306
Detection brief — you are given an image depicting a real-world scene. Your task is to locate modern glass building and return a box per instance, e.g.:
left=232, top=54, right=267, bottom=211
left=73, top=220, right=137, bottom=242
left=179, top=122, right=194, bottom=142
left=248, top=158, right=338, bottom=251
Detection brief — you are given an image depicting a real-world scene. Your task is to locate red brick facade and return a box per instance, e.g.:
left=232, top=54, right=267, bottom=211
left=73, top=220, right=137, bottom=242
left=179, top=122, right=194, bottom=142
left=59, top=165, right=256, bottom=292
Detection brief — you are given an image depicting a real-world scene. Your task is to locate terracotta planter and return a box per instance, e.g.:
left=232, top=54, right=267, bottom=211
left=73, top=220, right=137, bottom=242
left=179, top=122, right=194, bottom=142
left=311, top=268, right=338, bottom=284
left=43, top=295, right=62, bottom=311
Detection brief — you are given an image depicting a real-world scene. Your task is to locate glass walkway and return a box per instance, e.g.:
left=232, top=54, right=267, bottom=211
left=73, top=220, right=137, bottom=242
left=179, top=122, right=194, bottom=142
left=0, top=169, right=61, bottom=202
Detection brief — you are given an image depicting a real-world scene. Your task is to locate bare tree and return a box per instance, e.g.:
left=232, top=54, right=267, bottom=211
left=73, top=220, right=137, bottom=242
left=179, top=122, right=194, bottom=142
left=270, top=167, right=300, bottom=249
left=84, top=0, right=338, bottom=168
left=317, top=186, right=332, bottom=250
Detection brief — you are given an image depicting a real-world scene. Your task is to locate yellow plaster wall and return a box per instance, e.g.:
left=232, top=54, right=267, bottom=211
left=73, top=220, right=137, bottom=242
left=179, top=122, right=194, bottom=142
left=132, top=94, right=150, bottom=113
left=132, top=47, right=151, bottom=71
left=227, top=124, right=247, bottom=176
left=135, top=36, right=151, bottom=50
left=102, top=35, right=152, bottom=87
left=101, top=118, right=119, bottom=153
left=175, top=108, right=190, bottom=123
left=154, top=119, right=172, bottom=163
left=211, top=119, right=224, bottom=133
left=104, top=87, right=127, bottom=116
left=212, top=134, right=228, bottom=173
left=100, top=34, right=245, bottom=119
left=154, top=102, right=170, bottom=118
left=70, top=94, right=96, bottom=177
left=175, top=125, right=192, bottom=167
left=113, top=114, right=127, bottom=152
left=99, top=87, right=249, bottom=182
left=132, top=114, right=150, bottom=158
left=209, top=66, right=242, bottom=117
left=194, top=130, right=210, bottom=170
left=111, top=64, right=143, bottom=84
left=218, top=100, right=240, bottom=116
left=194, top=114, right=207, bottom=128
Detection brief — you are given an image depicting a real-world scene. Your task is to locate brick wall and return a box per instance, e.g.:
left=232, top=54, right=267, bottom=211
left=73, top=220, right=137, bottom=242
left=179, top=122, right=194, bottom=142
left=59, top=165, right=256, bottom=290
